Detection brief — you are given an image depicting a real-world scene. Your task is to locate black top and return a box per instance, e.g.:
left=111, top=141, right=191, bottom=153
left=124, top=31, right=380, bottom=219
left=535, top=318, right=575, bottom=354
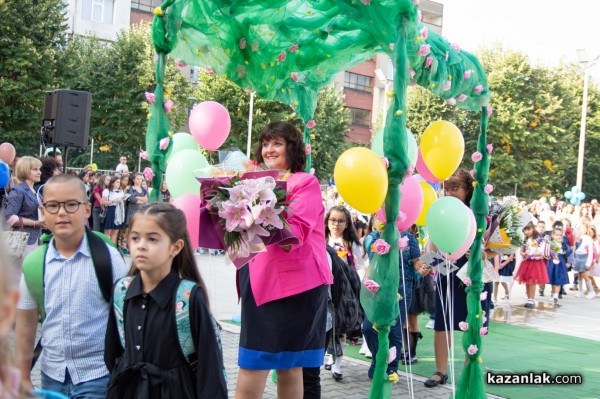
left=105, top=272, right=227, bottom=399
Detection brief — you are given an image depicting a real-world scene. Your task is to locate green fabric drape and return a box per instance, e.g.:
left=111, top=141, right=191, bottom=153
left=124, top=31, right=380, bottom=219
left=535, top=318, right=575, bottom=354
left=147, top=0, right=492, bottom=396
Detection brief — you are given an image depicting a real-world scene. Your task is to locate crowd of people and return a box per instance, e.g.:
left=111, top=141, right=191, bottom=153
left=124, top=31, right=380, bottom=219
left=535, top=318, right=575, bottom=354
left=1, top=130, right=599, bottom=398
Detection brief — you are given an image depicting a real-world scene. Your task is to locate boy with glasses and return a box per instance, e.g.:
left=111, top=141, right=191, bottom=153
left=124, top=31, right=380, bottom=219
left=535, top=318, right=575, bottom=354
left=14, top=174, right=128, bottom=397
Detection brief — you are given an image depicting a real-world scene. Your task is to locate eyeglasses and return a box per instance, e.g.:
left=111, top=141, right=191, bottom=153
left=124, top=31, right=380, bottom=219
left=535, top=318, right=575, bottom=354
left=328, top=218, right=346, bottom=226
left=42, top=200, right=88, bottom=214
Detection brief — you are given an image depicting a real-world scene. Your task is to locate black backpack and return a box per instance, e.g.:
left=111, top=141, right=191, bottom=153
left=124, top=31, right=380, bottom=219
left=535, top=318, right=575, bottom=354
left=327, top=245, right=364, bottom=336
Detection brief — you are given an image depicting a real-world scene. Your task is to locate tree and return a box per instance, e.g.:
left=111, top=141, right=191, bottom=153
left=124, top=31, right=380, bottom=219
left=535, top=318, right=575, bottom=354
left=0, top=0, right=67, bottom=155
left=193, top=72, right=350, bottom=181
left=58, top=24, right=193, bottom=170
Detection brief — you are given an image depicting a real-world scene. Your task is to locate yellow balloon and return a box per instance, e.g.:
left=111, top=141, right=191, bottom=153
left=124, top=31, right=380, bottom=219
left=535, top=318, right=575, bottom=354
left=420, top=121, right=464, bottom=181
left=415, top=181, right=437, bottom=226
left=334, top=147, right=388, bottom=214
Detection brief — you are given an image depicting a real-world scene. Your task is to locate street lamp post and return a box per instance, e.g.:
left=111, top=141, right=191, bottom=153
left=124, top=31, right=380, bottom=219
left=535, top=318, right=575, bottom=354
left=575, top=49, right=599, bottom=190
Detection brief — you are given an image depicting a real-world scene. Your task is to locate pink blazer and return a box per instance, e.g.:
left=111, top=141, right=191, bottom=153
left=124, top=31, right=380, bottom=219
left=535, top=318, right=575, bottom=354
left=249, top=172, right=333, bottom=306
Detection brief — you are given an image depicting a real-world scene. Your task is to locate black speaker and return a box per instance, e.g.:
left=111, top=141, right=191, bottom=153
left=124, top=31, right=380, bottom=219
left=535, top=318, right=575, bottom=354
left=43, top=90, right=92, bottom=148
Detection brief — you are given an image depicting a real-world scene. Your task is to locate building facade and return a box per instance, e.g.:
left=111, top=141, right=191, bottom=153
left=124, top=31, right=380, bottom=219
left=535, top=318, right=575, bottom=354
left=65, top=0, right=131, bottom=41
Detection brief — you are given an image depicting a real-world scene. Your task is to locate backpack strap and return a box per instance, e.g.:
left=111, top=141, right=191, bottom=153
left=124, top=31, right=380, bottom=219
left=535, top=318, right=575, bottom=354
left=175, top=279, right=197, bottom=362
left=86, top=228, right=115, bottom=302
left=22, top=244, right=50, bottom=322
left=113, top=276, right=136, bottom=349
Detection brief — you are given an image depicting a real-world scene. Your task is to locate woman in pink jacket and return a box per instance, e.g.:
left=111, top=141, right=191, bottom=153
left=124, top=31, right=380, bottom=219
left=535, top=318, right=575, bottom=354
left=235, top=122, right=333, bottom=399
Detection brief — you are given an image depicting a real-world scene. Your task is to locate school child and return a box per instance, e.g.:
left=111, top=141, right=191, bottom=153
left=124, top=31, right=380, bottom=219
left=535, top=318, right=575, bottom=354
left=572, top=223, right=597, bottom=299
left=547, top=227, right=572, bottom=303
left=514, top=221, right=550, bottom=308
left=102, top=176, right=125, bottom=245
left=104, top=202, right=227, bottom=399
left=14, top=174, right=129, bottom=396
left=493, top=253, right=515, bottom=304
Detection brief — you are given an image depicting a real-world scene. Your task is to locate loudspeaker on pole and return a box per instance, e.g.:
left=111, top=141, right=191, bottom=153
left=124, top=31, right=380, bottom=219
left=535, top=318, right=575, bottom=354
left=43, top=90, right=92, bottom=148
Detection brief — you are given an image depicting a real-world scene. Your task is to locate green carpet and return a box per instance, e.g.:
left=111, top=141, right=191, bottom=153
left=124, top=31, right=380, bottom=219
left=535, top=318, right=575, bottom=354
left=345, top=316, right=599, bottom=399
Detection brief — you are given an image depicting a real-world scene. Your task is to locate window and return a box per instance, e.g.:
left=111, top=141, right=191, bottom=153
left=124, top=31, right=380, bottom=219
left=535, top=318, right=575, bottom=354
left=131, top=0, right=163, bottom=13
left=348, top=108, right=371, bottom=127
left=344, top=72, right=372, bottom=93
left=82, top=0, right=114, bottom=24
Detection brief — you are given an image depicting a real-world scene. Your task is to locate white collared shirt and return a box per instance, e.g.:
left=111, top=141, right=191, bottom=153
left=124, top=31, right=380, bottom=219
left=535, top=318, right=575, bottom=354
left=18, top=235, right=128, bottom=384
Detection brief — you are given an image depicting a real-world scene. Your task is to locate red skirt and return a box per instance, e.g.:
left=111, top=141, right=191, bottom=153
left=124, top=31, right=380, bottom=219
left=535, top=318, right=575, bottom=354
left=515, top=259, right=549, bottom=284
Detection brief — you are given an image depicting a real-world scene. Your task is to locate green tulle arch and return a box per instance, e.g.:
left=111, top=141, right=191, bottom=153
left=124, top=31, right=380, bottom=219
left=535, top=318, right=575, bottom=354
left=147, top=1, right=491, bottom=397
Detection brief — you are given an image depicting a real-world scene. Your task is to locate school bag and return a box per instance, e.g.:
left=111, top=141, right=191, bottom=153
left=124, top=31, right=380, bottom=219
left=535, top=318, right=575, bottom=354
left=113, top=277, right=221, bottom=367
left=326, top=245, right=364, bottom=337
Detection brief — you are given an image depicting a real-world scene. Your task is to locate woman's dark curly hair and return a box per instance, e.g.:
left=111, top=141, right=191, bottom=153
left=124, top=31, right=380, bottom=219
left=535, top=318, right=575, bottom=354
left=254, top=121, right=306, bottom=173
left=445, top=168, right=474, bottom=205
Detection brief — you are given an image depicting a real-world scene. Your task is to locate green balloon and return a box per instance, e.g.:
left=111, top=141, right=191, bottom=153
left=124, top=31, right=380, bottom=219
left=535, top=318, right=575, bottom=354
left=165, top=149, right=209, bottom=199
left=371, top=128, right=417, bottom=167
left=425, top=196, right=470, bottom=253
left=168, top=133, right=200, bottom=163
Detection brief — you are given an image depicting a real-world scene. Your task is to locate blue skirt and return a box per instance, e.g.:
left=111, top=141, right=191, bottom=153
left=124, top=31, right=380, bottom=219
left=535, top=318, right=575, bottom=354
left=238, top=266, right=328, bottom=370
left=103, top=206, right=123, bottom=230
left=548, top=260, right=569, bottom=285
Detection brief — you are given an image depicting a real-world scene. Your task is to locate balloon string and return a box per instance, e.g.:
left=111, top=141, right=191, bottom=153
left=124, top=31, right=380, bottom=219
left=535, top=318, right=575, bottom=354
left=399, top=250, right=415, bottom=399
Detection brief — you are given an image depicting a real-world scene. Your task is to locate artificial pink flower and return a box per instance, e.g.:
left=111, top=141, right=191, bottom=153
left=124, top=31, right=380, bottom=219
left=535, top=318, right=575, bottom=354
left=469, top=169, right=475, bottom=179
left=291, top=72, right=299, bottom=82
left=424, top=56, right=433, bottom=68
left=444, top=52, right=449, bottom=61
left=139, top=150, right=148, bottom=160
left=306, top=120, right=316, bottom=129
left=457, top=94, right=468, bottom=102
left=418, top=44, right=431, bottom=56
left=471, top=151, right=483, bottom=162
left=373, top=239, right=391, bottom=255
left=487, top=107, right=494, bottom=117
left=290, top=104, right=296, bottom=110
left=446, top=98, right=456, bottom=106
left=305, top=144, right=311, bottom=155
left=463, top=277, right=472, bottom=286
left=164, top=99, right=174, bottom=113
left=145, top=92, right=156, bottom=104
left=480, top=292, right=488, bottom=301
left=484, top=184, right=494, bottom=194
left=239, top=38, right=247, bottom=49
left=205, top=67, right=215, bottom=75
left=483, top=316, right=488, bottom=324
left=398, top=236, right=409, bottom=250
left=451, top=43, right=461, bottom=53
left=309, top=167, right=315, bottom=175
left=143, top=167, right=155, bottom=182
left=277, top=51, right=287, bottom=62
left=380, top=156, right=389, bottom=169
left=174, top=60, right=186, bottom=68
left=464, top=70, right=472, bottom=80
left=458, top=321, right=469, bottom=331
left=388, top=346, right=397, bottom=364
left=486, top=144, right=493, bottom=154
left=474, top=84, right=484, bottom=94
left=480, top=327, right=488, bottom=336
left=389, top=43, right=395, bottom=51
left=159, top=137, right=170, bottom=150
left=397, top=212, right=407, bottom=223
left=251, top=41, right=259, bottom=51
left=420, top=26, right=428, bottom=40
left=467, top=344, right=478, bottom=355
left=418, top=9, right=422, bottom=22
left=364, top=278, right=381, bottom=294
left=409, top=69, right=416, bottom=79
left=442, top=81, right=452, bottom=91
left=360, top=0, right=371, bottom=4
left=288, top=44, right=299, bottom=52
left=406, top=164, right=415, bottom=177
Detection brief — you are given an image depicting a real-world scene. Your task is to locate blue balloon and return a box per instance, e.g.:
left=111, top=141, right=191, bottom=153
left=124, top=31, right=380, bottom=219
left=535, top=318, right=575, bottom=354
left=572, top=186, right=580, bottom=194
left=565, top=191, right=573, bottom=199
left=578, top=192, right=586, bottom=201
left=570, top=198, right=579, bottom=205
left=0, top=162, right=9, bottom=188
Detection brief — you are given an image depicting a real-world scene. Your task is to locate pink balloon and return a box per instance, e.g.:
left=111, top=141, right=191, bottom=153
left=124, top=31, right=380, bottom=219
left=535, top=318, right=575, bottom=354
left=416, top=147, right=440, bottom=183
left=440, top=209, right=476, bottom=261
left=0, top=143, right=16, bottom=164
left=172, top=194, right=201, bottom=249
left=375, top=176, right=425, bottom=231
left=189, top=101, right=231, bottom=151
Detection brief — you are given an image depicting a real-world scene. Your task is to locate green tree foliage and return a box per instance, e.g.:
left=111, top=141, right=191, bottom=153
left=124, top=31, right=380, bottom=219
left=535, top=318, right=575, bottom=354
left=58, top=24, right=193, bottom=170
left=406, top=45, right=599, bottom=200
left=193, top=72, right=349, bottom=181
left=0, top=0, right=67, bottom=154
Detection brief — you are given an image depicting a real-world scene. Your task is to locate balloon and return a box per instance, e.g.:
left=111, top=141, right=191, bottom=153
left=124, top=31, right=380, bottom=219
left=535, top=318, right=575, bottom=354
left=172, top=194, right=201, bottom=249
left=165, top=149, right=209, bottom=199
left=415, top=181, right=437, bottom=226
left=426, top=196, right=471, bottom=254
left=578, top=192, right=586, bottom=200
left=189, top=101, right=231, bottom=151
left=571, top=186, right=580, bottom=194
left=375, top=176, right=424, bottom=231
left=168, top=133, right=199, bottom=162
left=334, top=147, right=388, bottom=214
left=564, top=191, right=573, bottom=199
left=415, top=148, right=440, bottom=183
left=440, top=209, right=476, bottom=261
left=371, top=129, right=418, bottom=168
left=0, top=143, right=16, bottom=165
left=0, top=162, right=9, bottom=188
left=420, top=121, right=465, bottom=181
left=570, top=198, right=578, bottom=205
